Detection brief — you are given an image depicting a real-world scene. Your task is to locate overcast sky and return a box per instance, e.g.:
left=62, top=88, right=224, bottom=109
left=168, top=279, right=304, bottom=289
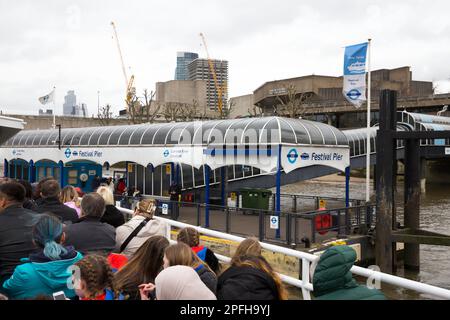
left=1, top=0, right=450, bottom=116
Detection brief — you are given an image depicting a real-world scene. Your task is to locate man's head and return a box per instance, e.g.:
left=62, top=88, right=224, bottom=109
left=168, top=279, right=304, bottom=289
left=0, top=181, right=26, bottom=210
left=80, top=192, right=105, bottom=218
left=40, top=179, right=61, bottom=199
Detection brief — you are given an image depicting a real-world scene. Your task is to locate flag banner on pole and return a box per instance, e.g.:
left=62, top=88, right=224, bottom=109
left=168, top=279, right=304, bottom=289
left=38, top=89, right=55, bottom=105
left=343, top=42, right=368, bottom=108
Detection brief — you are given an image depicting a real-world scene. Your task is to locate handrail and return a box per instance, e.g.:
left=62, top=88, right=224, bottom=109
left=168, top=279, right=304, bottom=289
left=117, top=206, right=450, bottom=300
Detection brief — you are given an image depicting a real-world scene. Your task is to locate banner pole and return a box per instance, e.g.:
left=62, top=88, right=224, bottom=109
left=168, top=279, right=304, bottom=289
left=366, top=39, right=372, bottom=203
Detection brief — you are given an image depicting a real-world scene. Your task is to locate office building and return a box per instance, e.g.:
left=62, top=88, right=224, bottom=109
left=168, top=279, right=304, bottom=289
left=175, top=52, right=199, bottom=80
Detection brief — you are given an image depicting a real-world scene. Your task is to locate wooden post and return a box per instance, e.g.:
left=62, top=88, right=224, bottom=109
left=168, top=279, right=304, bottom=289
left=404, top=138, right=421, bottom=270
left=375, top=89, right=397, bottom=273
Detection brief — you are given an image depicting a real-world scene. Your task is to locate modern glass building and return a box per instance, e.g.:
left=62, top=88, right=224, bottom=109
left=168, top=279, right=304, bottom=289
left=175, top=52, right=199, bottom=80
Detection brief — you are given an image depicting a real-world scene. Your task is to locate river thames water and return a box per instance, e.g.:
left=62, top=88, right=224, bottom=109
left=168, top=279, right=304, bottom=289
left=280, top=176, right=450, bottom=300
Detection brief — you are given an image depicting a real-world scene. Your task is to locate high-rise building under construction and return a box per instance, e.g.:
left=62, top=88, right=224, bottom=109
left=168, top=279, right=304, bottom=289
left=188, top=58, right=228, bottom=111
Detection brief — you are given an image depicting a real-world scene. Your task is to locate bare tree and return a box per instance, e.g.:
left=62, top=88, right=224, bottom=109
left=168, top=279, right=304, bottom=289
left=248, top=104, right=264, bottom=117
left=179, top=99, right=201, bottom=122
left=274, top=84, right=313, bottom=118
left=126, top=89, right=161, bottom=124
left=163, top=102, right=183, bottom=122
left=97, top=104, right=114, bottom=126
left=220, top=99, right=235, bottom=119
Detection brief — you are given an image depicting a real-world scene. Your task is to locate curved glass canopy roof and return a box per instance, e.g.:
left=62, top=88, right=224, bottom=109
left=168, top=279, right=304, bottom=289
left=3, top=117, right=348, bottom=148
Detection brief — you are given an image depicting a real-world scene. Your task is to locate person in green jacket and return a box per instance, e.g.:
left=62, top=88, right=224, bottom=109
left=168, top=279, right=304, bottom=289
left=311, top=245, right=386, bottom=300
left=2, top=214, right=83, bottom=300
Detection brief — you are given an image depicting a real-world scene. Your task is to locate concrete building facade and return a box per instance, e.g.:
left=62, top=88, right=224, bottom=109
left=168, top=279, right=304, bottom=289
left=229, top=94, right=254, bottom=118
left=155, top=80, right=216, bottom=116
left=188, top=58, right=228, bottom=112
left=252, top=66, right=436, bottom=128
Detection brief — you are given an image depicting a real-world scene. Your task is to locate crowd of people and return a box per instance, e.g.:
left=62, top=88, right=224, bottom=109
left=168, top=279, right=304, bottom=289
left=0, top=176, right=385, bottom=300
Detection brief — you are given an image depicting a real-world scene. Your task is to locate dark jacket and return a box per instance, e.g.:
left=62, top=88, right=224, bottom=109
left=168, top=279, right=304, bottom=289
left=100, top=205, right=125, bottom=228
left=35, top=197, right=78, bottom=224
left=312, top=245, right=386, bottom=300
left=0, top=204, right=38, bottom=287
left=192, top=246, right=221, bottom=274
left=217, top=265, right=279, bottom=300
left=23, top=199, right=38, bottom=212
left=64, top=216, right=116, bottom=255
left=196, top=265, right=217, bottom=295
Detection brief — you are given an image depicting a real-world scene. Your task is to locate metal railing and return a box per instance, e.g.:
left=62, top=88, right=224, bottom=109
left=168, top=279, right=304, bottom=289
left=115, top=194, right=370, bottom=246
left=117, top=206, right=450, bottom=300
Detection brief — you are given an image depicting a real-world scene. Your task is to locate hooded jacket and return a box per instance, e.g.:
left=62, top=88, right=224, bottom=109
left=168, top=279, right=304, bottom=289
left=217, top=265, right=280, bottom=300
left=115, top=215, right=168, bottom=258
left=312, top=245, right=386, bottom=300
left=2, top=247, right=83, bottom=300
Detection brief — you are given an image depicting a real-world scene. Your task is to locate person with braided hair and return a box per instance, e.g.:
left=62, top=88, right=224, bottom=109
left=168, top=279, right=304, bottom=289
left=73, top=254, right=123, bottom=300
left=177, top=227, right=220, bottom=274
left=2, top=214, right=83, bottom=300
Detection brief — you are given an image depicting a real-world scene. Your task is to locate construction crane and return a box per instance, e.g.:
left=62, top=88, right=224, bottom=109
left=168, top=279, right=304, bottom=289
left=111, top=21, right=135, bottom=110
left=199, top=32, right=227, bottom=116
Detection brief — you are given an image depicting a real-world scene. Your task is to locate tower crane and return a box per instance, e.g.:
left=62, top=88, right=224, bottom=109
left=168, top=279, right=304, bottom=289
left=111, top=21, right=135, bottom=110
left=199, top=32, right=227, bottom=116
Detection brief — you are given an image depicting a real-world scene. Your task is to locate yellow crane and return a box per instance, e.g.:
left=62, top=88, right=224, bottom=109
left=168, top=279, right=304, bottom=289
left=199, top=32, right=227, bottom=116
left=111, top=21, right=135, bottom=110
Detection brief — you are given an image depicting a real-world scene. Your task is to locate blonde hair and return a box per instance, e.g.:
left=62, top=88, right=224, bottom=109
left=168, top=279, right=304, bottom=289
left=96, top=186, right=115, bottom=206
left=232, top=237, right=262, bottom=264
left=60, top=185, right=80, bottom=206
left=135, top=198, right=157, bottom=219
left=164, top=242, right=214, bottom=274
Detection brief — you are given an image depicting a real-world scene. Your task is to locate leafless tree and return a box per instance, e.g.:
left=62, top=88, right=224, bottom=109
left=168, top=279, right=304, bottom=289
left=274, top=84, right=313, bottom=118
left=127, top=89, right=160, bottom=124
left=97, top=104, right=114, bottom=126
left=179, top=99, right=201, bottom=121
left=163, top=102, right=183, bottom=122
left=220, top=99, right=235, bottom=119
left=248, top=104, right=264, bottom=117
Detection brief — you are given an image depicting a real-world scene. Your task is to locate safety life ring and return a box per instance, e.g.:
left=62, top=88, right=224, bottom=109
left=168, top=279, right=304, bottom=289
left=315, top=211, right=331, bottom=235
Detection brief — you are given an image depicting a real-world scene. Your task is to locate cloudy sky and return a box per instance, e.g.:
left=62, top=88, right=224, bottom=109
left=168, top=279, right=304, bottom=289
left=1, top=0, right=450, bottom=116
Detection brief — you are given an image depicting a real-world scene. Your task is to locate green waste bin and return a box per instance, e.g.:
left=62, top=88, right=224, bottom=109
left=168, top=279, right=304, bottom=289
left=240, top=188, right=272, bottom=211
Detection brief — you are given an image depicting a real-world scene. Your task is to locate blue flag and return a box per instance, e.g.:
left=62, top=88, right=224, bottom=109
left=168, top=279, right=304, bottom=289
left=343, top=42, right=368, bottom=108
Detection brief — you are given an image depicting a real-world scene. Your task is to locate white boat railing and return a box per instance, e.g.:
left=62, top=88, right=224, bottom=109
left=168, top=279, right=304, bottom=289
left=118, top=207, right=450, bottom=300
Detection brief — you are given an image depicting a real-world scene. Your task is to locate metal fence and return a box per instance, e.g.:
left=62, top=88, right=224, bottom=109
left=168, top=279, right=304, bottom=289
left=117, top=206, right=450, bottom=300
left=117, top=194, right=375, bottom=247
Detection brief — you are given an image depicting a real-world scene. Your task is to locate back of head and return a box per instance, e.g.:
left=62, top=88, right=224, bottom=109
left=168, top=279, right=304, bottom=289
left=18, top=180, right=33, bottom=199
left=60, top=185, right=78, bottom=204
left=40, top=179, right=61, bottom=199
left=135, top=198, right=156, bottom=218
left=0, top=181, right=26, bottom=204
left=177, top=227, right=200, bottom=248
left=96, top=186, right=114, bottom=206
left=114, top=235, right=170, bottom=293
left=155, top=265, right=216, bottom=300
left=232, top=237, right=262, bottom=263
left=311, top=245, right=357, bottom=297
left=74, top=254, right=115, bottom=299
left=165, top=242, right=195, bottom=267
left=32, top=214, right=67, bottom=260
left=80, top=193, right=105, bottom=218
